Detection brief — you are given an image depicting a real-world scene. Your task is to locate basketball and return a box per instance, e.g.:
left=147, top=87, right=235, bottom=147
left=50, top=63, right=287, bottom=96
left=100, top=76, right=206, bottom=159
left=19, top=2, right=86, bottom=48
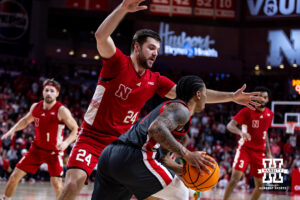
left=182, top=154, right=220, bottom=192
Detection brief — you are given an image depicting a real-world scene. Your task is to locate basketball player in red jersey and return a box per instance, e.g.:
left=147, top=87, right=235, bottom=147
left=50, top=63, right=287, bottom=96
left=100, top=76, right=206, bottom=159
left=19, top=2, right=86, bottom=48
left=58, top=1, right=262, bottom=199
left=1, top=79, right=78, bottom=200
left=223, top=87, right=274, bottom=200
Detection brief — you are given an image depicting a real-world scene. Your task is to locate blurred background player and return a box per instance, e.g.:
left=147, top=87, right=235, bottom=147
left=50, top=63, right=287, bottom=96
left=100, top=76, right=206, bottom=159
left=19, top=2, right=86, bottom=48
left=223, top=86, right=273, bottom=200
left=58, top=1, right=263, bottom=199
left=1, top=79, right=78, bottom=200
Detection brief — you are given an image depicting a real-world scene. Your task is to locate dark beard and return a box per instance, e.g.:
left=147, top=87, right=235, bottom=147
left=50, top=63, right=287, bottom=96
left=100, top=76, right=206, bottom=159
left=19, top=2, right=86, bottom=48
left=45, top=98, right=54, bottom=104
left=137, top=51, right=150, bottom=69
left=259, top=104, right=266, bottom=109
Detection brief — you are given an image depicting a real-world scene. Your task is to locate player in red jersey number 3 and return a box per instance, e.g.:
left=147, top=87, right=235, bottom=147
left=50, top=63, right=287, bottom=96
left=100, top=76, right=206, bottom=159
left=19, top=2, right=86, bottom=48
left=223, top=87, right=274, bottom=200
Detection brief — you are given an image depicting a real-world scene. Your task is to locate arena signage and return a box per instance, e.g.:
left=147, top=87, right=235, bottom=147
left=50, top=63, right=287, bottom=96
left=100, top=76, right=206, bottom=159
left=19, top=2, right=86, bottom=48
left=267, top=29, right=300, bottom=66
left=292, top=80, right=300, bottom=94
left=158, top=22, right=218, bottom=58
left=247, top=0, right=300, bottom=17
left=0, top=0, right=29, bottom=40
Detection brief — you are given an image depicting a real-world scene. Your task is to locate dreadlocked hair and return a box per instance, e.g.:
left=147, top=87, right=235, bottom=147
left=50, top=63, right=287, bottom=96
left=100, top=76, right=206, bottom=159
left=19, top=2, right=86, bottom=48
left=176, top=75, right=205, bottom=103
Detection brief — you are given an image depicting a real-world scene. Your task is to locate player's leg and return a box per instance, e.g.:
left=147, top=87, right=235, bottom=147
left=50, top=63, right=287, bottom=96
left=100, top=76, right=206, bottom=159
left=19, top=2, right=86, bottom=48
left=50, top=177, right=63, bottom=197
left=223, top=169, right=244, bottom=200
left=151, top=175, right=189, bottom=200
left=58, top=140, right=100, bottom=200
left=250, top=151, right=265, bottom=200
left=58, top=168, right=87, bottom=200
left=251, top=177, right=263, bottom=200
left=224, top=147, right=250, bottom=200
left=2, top=167, right=27, bottom=198
left=3, top=147, right=41, bottom=199
left=92, top=145, right=132, bottom=200
left=46, top=152, right=64, bottom=197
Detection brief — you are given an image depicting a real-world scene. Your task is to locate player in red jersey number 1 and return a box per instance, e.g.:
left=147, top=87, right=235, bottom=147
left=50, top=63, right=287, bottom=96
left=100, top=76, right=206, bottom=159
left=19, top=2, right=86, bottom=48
left=223, top=87, right=274, bottom=200
left=1, top=79, right=78, bottom=200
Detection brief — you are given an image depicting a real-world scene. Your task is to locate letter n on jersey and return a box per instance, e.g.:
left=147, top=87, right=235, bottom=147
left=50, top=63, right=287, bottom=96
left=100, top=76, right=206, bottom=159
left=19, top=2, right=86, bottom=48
left=115, top=84, right=132, bottom=100
left=252, top=120, right=259, bottom=128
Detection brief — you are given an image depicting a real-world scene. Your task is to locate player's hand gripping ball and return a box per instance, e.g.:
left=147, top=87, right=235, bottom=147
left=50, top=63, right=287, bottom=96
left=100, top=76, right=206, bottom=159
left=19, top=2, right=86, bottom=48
left=182, top=153, right=220, bottom=192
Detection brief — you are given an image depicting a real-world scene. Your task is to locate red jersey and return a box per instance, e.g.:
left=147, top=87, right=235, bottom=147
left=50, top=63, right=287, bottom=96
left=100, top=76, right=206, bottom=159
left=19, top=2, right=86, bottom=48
left=82, top=48, right=175, bottom=138
left=233, top=107, right=273, bottom=152
left=32, top=101, right=65, bottom=151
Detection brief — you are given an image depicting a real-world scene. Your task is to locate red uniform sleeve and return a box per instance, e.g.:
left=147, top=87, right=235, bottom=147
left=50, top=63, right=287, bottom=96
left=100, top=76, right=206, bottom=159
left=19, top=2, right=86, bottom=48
left=233, top=107, right=249, bottom=125
left=156, top=75, right=175, bottom=98
left=100, top=48, right=127, bottom=79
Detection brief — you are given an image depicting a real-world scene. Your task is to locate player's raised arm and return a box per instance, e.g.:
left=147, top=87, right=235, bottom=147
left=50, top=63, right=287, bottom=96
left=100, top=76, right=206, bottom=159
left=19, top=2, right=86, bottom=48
left=57, top=106, right=79, bottom=151
left=148, top=102, right=215, bottom=172
left=226, top=119, right=251, bottom=141
left=165, top=84, right=263, bottom=110
left=2, top=103, right=37, bottom=140
left=205, top=84, right=263, bottom=110
left=95, top=0, right=147, bottom=59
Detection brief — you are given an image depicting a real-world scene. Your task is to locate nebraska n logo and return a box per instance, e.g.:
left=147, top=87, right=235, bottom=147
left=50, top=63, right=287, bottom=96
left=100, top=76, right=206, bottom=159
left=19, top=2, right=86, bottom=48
left=252, top=120, right=259, bottom=128
left=115, top=84, right=132, bottom=100
left=258, top=159, right=289, bottom=184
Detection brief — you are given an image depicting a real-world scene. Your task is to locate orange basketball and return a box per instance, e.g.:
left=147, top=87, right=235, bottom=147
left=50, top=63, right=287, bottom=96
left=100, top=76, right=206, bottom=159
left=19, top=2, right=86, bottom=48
left=182, top=154, right=220, bottom=192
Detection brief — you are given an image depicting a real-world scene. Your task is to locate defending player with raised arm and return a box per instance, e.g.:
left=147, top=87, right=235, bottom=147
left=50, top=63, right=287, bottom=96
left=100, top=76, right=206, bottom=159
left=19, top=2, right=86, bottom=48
left=1, top=79, right=78, bottom=200
left=91, top=76, right=216, bottom=200
left=223, top=86, right=274, bottom=200
left=59, top=1, right=264, bottom=199
left=95, top=0, right=263, bottom=110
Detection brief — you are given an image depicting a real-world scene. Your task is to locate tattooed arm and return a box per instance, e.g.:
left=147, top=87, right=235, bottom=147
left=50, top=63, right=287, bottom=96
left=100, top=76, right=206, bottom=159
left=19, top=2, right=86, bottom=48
left=148, top=102, right=215, bottom=172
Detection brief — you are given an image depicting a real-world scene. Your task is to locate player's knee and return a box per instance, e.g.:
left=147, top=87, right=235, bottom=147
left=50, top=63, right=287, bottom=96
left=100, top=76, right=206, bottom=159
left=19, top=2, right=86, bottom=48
left=255, top=180, right=263, bottom=188
left=65, top=176, right=85, bottom=191
left=9, top=172, right=21, bottom=184
left=229, top=175, right=240, bottom=184
left=64, top=180, right=80, bottom=192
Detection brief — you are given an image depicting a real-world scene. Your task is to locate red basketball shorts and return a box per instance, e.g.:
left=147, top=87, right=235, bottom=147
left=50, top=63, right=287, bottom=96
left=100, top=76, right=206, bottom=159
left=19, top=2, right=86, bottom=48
left=67, top=128, right=118, bottom=179
left=17, top=145, right=63, bottom=177
left=233, top=146, right=265, bottom=178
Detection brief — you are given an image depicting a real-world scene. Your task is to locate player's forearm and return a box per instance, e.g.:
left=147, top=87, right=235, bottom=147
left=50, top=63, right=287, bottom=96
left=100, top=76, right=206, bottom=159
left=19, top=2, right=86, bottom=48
left=160, top=155, right=183, bottom=175
left=95, top=4, right=127, bottom=42
left=226, top=123, right=242, bottom=136
left=10, top=118, right=30, bottom=132
left=63, top=128, right=78, bottom=146
left=148, top=125, right=187, bottom=158
left=265, top=135, right=272, bottom=156
left=206, top=89, right=234, bottom=104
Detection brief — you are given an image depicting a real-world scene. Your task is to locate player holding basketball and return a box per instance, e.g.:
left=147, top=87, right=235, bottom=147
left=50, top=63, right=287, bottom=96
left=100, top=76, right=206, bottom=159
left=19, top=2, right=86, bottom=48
left=92, top=76, right=216, bottom=200
left=223, top=86, right=273, bottom=200
left=1, top=79, right=78, bottom=199
left=58, top=1, right=263, bottom=199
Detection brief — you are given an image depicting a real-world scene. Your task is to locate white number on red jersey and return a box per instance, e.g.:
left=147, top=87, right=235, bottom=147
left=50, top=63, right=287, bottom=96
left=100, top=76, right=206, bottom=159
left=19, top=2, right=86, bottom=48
left=263, top=131, right=267, bottom=140
left=239, top=160, right=244, bottom=168
left=76, top=149, right=92, bottom=166
left=123, top=111, right=139, bottom=124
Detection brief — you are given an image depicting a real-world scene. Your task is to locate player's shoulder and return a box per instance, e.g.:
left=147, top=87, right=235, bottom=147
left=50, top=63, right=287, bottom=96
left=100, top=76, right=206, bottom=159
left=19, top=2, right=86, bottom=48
left=32, top=101, right=43, bottom=110
left=265, top=107, right=274, bottom=115
left=56, top=101, right=64, bottom=107
left=240, top=106, right=251, bottom=113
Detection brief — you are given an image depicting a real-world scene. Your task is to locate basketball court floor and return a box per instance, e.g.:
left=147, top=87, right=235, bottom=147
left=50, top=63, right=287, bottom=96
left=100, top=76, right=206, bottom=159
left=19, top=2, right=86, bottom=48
left=0, top=181, right=298, bottom=200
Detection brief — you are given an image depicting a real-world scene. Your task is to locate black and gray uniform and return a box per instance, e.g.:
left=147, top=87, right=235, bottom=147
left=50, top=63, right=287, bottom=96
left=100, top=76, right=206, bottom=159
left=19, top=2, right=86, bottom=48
left=92, top=99, right=191, bottom=200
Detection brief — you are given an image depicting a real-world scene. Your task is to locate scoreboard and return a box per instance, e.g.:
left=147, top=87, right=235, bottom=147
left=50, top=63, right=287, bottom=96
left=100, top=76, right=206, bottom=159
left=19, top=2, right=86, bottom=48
left=150, top=0, right=235, bottom=19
